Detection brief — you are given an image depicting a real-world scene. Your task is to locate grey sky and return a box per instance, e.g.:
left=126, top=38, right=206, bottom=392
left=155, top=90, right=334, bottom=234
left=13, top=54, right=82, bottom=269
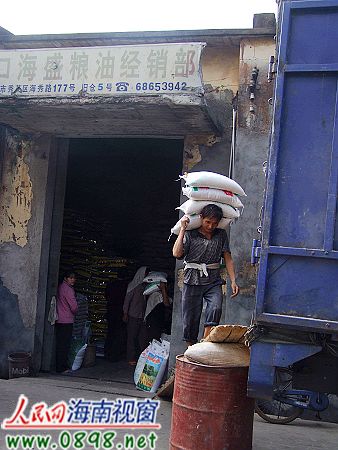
left=2, top=0, right=277, bottom=35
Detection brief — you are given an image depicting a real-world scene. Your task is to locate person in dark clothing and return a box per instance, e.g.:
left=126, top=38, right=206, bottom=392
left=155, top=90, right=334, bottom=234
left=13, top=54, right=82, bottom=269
left=143, top=281, right=172, bottom=344
left=104, top=273, right=129, bottom=362
left=123, top=267, right=148, bottom=365
left=172, top=204, right=239, bottom=346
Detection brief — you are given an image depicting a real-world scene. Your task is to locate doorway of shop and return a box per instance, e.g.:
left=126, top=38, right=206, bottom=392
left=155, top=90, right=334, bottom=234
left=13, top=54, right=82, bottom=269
left=47, top=137, right=183, bottom=384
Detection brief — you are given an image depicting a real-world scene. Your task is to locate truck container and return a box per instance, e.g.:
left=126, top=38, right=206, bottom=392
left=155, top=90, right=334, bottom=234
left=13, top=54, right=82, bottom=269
left=248, top=0, right=338, bottom=403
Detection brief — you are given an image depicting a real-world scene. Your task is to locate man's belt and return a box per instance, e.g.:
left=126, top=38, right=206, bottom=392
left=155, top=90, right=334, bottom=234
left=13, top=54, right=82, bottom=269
left=183, top=262, right=220, bottom=277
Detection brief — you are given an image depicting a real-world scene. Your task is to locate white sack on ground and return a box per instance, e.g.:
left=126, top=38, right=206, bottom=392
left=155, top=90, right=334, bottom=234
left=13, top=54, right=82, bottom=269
left=182, top=186, right=244, bottom=208
left=171, top=215, right=232, bottom=235
left=180, top=171, right=246, bottom=196
left=177, top=199, right=240, bottom=219
left=71, top=343, right=87, bottom=371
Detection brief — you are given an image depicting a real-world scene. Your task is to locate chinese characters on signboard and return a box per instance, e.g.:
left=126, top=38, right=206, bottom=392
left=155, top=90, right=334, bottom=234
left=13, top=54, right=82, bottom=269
left=0, top=43, right=204, bottom=97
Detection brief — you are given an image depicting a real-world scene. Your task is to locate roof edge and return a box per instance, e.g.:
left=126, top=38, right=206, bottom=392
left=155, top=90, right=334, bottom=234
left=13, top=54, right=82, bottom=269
left=0, top=27, right=276, bottom=44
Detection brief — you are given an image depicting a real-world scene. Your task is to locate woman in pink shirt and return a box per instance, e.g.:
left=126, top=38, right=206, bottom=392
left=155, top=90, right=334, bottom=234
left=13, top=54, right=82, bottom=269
left=55, top=271, right=78, bottom=374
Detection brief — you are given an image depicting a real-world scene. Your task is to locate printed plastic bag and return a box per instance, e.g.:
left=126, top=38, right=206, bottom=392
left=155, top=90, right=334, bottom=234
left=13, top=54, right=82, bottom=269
left=136, top=339, right=170, bottom=393
left=134, top=342, right=152, bottom=385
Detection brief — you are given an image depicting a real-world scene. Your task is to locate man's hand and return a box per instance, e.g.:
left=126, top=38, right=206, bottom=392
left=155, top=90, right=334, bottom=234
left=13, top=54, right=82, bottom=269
left=230, top=280, right=239, bottom=298
left=173, top=215, right=190, bottom=258
left=181, top=215, right=190, bottom=230
left=122, top=313, right=128, bottom=323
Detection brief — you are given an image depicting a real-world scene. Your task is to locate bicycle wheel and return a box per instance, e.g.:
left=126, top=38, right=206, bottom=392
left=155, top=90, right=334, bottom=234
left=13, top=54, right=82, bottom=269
left=255, top=399, right=303, bottom=424
left=254, top=367, right=303, bottom=424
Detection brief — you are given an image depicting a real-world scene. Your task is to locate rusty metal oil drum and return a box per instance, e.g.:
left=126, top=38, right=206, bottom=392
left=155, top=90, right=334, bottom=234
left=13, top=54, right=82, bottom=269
left=170, top=355, right=254, bottom=450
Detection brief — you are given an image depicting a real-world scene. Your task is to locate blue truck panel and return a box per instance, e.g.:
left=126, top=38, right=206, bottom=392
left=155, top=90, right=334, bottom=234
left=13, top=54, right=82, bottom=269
left=255, top=0, right=338, bottom=332
left=271, top=74, right=336, bottom=249
left=249, top=0, right=338, bottom=399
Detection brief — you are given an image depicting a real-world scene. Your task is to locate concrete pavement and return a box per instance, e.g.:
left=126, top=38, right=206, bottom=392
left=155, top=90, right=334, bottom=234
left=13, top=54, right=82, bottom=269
left=0, top=375, right=337, bottom=450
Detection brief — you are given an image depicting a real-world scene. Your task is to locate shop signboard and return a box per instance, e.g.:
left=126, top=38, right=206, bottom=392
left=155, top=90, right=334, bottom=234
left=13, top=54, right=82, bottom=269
left=0, top=43, right=205, bottom=97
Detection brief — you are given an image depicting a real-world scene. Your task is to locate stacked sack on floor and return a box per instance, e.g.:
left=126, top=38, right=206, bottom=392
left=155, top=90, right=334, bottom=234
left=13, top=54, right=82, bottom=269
left=171, top=171, right=246, bottom=235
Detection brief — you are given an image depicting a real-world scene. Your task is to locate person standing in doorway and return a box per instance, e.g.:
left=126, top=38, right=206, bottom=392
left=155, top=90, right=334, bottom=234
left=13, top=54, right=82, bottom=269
left=123, top=266, right=148, bottom=366
left=104, top=270, right=129, bottom=362
left=55, top=271, right=78, bottom=374
left=144, top=281, right=172, bottom=343
left=172, top=204, right=239, bottom=346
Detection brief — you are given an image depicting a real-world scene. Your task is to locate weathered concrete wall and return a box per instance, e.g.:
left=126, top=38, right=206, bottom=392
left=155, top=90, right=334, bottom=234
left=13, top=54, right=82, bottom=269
left=225, top=37, right=274, bottom=325
left=0, top=127, right=53, bottom=378
left=0, top=137, right=33, bottom=247
left=237, top=38, right=275, bottom=132
left=202, top=45, right=239, bottom=93
left=202, top=45, right=239, bottom=134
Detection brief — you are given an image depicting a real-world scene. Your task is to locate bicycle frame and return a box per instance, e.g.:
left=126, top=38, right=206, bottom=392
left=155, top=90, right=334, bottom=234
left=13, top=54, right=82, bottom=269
left=274, top=390, right=329, bottom=412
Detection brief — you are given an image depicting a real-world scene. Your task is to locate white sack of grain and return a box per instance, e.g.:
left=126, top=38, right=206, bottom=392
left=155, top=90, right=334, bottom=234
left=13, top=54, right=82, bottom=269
left=182, top=186, right=244, bottom=208
left=177, top=199, right=240, bottom=219
left=143, top=272, right=167, bottom=283
left=184, top=341, right=250, bottom=367
left=143, top=282, right=161, bottom=296
left=171, top=215, right=232, bottom=235
left=180, top=171, right=246, bottom=196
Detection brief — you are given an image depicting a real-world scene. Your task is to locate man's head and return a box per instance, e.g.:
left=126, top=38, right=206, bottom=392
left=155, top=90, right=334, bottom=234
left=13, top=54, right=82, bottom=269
left=199, top=204, right=223, bottom=234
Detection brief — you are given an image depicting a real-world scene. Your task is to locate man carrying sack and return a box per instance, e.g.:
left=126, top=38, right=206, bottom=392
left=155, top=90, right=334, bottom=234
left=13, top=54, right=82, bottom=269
left=172, top=204, right=239, bottom=346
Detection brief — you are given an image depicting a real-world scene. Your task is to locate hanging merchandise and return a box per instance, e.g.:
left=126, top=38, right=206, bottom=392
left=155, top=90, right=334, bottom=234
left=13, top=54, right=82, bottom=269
left=47, top=296, right=58, bottom=325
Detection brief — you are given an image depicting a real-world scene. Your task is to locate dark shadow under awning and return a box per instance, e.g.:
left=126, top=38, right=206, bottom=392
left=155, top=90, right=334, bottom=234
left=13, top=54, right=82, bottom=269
left=0, top=94, right=219, bottom=137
